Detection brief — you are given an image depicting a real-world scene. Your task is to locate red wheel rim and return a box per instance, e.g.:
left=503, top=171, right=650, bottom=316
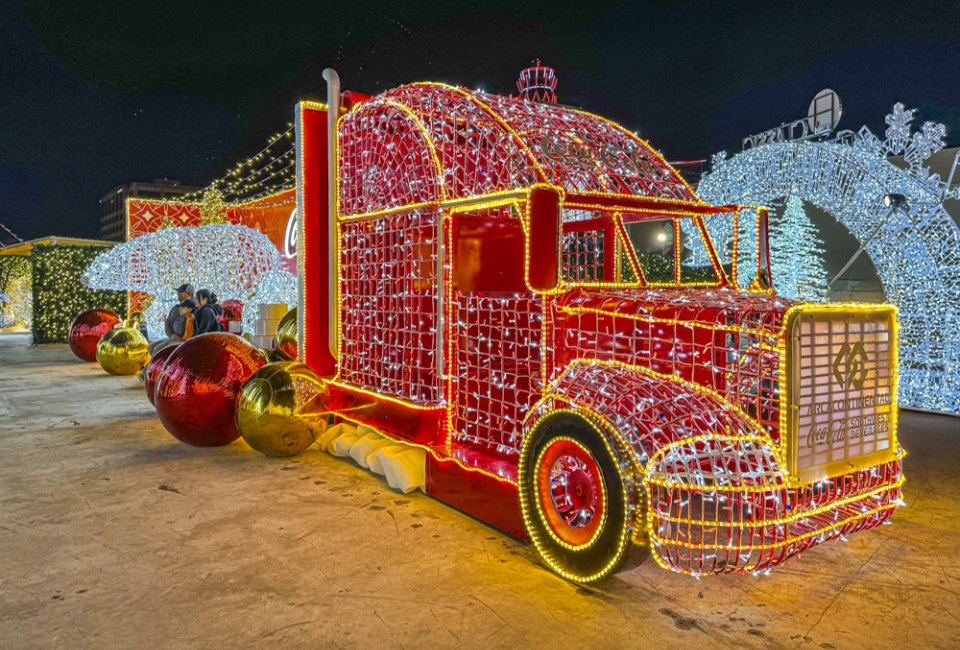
left=536, top=438, right=605, bottom=547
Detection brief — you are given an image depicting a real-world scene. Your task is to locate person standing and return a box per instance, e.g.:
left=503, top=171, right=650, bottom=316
left=194, top=289, right=225, bottom=335
left=147, top=283, right=194, bottom=356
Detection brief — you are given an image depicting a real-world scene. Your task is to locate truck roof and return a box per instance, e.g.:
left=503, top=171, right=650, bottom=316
left=338, top=83, right=701, bottom=218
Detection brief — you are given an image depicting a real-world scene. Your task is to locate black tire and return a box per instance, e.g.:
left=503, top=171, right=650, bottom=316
left=519, top=412, right=634, bottom=582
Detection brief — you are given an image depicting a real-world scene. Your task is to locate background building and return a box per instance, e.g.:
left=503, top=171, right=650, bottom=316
left=99, top=180, right=200, bottom=242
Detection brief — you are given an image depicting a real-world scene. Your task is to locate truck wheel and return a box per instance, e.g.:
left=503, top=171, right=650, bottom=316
left=519, top=412, right=632, bottom=582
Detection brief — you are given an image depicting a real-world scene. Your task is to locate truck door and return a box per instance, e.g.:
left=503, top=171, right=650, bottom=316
left=448, top=204, right=544, bottom=461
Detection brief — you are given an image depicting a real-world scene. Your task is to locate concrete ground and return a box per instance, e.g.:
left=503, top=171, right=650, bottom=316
left=1, top=332, right=958, bottom=649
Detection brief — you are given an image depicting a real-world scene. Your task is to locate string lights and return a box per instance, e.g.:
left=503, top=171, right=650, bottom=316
left=699, top=102, right=960, bottom=415
left=30, top=243, right=126, bottom=344
left=198, top=187, right=228, bottom=225
left=182, top=124, right=296, bottom=204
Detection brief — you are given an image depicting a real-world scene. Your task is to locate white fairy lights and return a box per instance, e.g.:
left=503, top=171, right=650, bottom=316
left=698, top=103, right=960, bottom=415
left=84, top=223, right=284, bottom=338
left=241, top=269, right=299, bottom=335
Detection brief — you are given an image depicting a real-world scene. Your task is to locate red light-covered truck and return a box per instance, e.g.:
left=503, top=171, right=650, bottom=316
left=286, top=73, right=902, bottom=581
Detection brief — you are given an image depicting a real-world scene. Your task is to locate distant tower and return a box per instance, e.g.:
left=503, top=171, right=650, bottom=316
left=517, top=59, right=557, bottom=104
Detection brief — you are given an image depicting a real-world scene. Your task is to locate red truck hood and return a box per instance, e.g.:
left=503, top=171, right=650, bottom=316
left=556, top=286, right=797, bottom=336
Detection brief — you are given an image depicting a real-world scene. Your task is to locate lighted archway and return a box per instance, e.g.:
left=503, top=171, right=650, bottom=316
left=698, top=104, right=960, bottom=415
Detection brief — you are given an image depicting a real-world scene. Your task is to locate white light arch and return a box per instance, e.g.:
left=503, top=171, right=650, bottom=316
left=699, top=104, right=960, bottom=415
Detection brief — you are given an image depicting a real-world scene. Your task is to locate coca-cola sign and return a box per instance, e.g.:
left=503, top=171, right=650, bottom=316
left=284, top=208, right=298, bottom=259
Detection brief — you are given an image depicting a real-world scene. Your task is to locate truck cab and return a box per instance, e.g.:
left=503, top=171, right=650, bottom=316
left=295, top=82, right=903, bottom=581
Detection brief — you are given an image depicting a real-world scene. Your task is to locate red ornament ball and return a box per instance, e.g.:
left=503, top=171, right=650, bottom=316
left=144, top=344, right=177, bottom=406
left=68, top=309, right=121, bottom=362
left=154, top=333, right=267, bottom=446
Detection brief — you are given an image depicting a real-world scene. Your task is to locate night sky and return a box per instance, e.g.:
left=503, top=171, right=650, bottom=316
left=3, top=0, right=960, bottom=242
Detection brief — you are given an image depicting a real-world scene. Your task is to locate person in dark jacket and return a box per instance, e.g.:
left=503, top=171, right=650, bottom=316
left=194, top=289, right=225, bottom=335
left=147, top=283, right=194, bottom=356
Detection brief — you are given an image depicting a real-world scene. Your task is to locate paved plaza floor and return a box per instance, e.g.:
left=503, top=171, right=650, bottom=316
left=1, top=332, right=958, bottom=648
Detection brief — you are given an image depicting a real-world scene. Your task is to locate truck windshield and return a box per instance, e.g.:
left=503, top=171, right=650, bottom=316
left=560, top=210, right=722, bottom=287
left=621, top=216, right=721, bottom=285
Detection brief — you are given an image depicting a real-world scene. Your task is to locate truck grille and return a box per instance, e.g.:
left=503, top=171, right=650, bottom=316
left=785, top=306, right=898, bottom=484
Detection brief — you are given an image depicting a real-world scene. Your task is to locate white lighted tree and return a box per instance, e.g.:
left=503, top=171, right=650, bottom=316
left=768, top=196, right=828, bottom=302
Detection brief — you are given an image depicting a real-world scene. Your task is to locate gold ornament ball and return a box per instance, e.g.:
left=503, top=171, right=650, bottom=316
left=96, top=327, right=150, bottom=376
left=275, top=306, right=298, bottom=361
left=236, top=361, right=328, bottom=457
left=124, top=311, right=146, bottom=328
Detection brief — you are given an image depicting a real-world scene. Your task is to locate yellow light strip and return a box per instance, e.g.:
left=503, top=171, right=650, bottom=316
left=569, top=190, right=715, bottom=209
left=649, top=502, right=898, bottom=553
left=653, top=475, right=905, bottom=527
left=565, top=202, right=711, bottom=218
left=518, top=408, right=633, bottom=582
left=339, top=200, right=441, bottom=222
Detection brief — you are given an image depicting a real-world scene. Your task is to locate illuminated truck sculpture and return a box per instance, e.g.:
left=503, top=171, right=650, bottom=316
left=289, top=74, right=903, bottom=582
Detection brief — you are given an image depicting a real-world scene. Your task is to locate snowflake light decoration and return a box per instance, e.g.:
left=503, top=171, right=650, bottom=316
left=699, top=103, right=960, bottom=415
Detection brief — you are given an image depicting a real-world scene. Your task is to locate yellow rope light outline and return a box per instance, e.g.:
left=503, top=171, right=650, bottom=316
left=648, top=503, right=898, bottom=553
left=653, top=475, right=905, bottom=527
left=555, top=305, right=782, bottom=341
left=518, top=408, right=634, bottom=582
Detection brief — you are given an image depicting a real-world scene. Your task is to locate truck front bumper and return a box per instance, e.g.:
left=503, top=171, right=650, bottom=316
left=645, top=452, right=904, bottom=576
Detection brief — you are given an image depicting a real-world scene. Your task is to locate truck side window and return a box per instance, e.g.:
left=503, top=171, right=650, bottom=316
left=561, top=228, right=606, bottom=282
left=679, top=221, right=720, bottom=284
left=453, top=206, right=526, bottom=292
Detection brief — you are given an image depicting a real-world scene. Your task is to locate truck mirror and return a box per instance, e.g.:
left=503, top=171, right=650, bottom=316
left=757, top=207, right=773, bottom=291
left=527, top=186, right=562, bottom=292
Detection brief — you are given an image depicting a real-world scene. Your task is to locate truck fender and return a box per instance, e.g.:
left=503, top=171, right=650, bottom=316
left=523, top=359, right=786, bottom=494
